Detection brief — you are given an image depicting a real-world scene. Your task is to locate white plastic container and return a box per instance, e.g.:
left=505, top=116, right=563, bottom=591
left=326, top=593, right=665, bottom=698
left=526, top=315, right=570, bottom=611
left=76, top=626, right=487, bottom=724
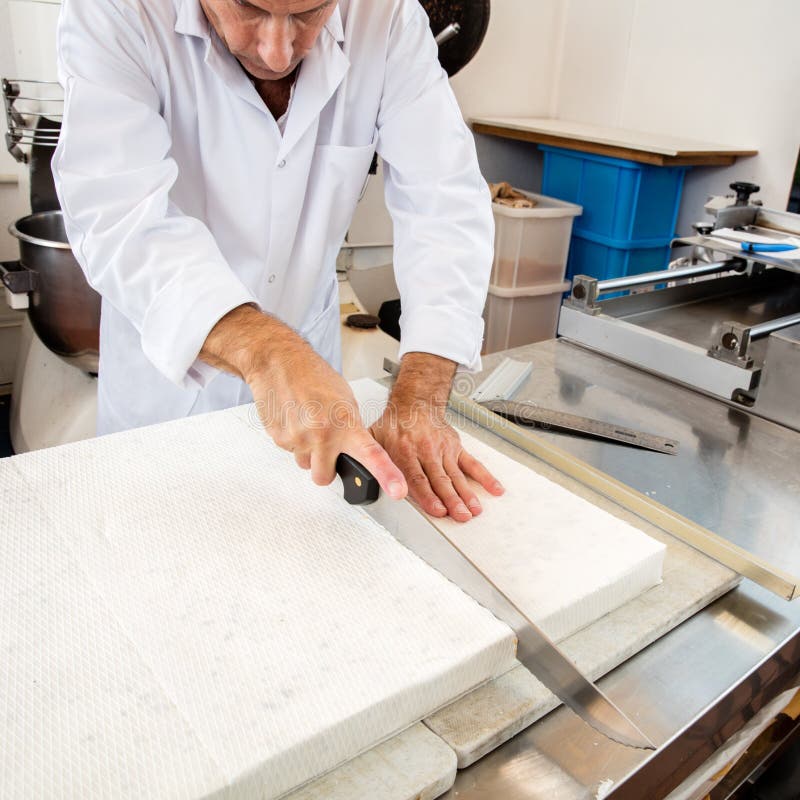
left=482, top=280, right=571, bottom=354
left=491, top=191, right=582, bottom=288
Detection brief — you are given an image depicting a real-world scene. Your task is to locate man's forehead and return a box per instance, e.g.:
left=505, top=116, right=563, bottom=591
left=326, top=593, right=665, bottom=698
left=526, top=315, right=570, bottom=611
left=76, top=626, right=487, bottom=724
left=239, top=0, right=335, bottom=13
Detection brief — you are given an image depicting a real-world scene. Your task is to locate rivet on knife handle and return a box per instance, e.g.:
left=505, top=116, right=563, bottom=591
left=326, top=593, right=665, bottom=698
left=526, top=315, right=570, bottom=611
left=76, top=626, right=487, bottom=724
left=336, top=454, right=380, bottom=505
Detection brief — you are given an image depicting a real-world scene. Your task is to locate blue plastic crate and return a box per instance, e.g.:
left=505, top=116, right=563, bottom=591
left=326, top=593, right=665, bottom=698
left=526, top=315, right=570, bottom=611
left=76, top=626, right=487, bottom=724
left=566, top=232, right=672, bottom=297
left=541, top=146, right=686, bottom=242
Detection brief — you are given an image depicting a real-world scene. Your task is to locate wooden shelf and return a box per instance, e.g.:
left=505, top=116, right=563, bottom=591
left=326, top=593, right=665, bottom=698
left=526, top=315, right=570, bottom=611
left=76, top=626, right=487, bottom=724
left=470, top=117, right=758, bottom=168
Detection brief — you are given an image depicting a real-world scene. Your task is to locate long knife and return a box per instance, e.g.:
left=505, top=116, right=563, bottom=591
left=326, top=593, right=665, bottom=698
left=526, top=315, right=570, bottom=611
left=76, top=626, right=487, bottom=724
left=335, top=454, right=656, bottom=750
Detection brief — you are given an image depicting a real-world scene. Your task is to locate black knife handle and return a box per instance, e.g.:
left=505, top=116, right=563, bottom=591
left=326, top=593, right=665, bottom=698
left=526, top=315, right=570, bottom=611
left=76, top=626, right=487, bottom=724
left=335, top=454, right=380, bottom=505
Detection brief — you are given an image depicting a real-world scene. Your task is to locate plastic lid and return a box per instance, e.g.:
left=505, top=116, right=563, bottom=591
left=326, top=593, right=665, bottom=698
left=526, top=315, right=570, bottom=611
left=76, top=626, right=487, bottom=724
left=491, top=190, right=582, bottom=219
left=487, top=280, right=571, bottom=299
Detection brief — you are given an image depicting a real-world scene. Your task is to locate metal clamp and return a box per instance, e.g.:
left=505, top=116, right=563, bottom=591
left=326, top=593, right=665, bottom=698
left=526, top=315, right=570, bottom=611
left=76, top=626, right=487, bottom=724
left=563, top=275, right=601, bottom=314
left=710, top=312, right=800, bottom=368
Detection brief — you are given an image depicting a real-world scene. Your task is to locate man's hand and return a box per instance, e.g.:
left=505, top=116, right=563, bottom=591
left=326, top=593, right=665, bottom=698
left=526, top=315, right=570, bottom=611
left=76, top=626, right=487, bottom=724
left=200, top=305, right=407, bottom=499
left=370, top=353, right=504, bottom=522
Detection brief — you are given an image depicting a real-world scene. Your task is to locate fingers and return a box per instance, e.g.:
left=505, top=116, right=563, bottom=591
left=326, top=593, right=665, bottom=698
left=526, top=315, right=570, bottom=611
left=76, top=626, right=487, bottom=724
left=408, top=450, right=502, bottom=523
left=346, top=432, right=407, bottom=499
left=423, top=460, right=474, bottom=523
left=458, top=449, right=505, bottom=496
left=403, top=458, right=451, bottom=519
left=444, top=455, right=484, bottom=517
left=400, top=453, right=474, bottom=523
left=295, top=429, right=406, bottom=499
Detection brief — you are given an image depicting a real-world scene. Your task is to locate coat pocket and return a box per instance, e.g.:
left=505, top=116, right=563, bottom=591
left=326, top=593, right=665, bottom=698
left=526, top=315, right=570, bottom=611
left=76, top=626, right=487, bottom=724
left=309, top=142, right=376, bottom=251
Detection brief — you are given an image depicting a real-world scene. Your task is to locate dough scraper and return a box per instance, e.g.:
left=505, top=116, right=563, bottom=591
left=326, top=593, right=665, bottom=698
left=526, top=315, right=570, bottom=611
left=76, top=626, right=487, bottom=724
left=335, top=454, right=657, bottom=750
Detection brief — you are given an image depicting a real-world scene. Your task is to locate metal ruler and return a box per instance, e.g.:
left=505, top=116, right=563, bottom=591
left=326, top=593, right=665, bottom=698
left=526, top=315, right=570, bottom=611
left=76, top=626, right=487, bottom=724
left=481, top=400, right=679, bottom=455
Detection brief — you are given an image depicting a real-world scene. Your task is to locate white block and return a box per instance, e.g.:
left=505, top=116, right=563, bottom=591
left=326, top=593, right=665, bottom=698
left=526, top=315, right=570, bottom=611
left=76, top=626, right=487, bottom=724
left=1, top=406, right=516, bottom=799
left=351, top=378, right=666, bottom=643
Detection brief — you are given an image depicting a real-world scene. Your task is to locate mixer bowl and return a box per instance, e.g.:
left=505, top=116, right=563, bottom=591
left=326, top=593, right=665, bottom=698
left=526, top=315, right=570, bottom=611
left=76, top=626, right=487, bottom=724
left=9, top=210, right=100, bottom=374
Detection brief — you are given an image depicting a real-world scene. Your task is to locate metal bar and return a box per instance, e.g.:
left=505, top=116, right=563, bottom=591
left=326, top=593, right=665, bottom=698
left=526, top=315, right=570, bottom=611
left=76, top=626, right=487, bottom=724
left=749, top=312, right=800, bottom=340
left=3, top=78, right=61, bottom=85
left=470, top=358, right=533, bottom=403
left=597, top=261, right=735, bottom=293
left=481, top=399, right=679, bottom=455
left=5, top=128, right=61, bottom=135
left=435, top=22, right=461, bottom=45
left=558, top=305, right=758, bottom=401
left=448, top=392, right=799, bottom=601
left=7, top=95, right=63, bottom=103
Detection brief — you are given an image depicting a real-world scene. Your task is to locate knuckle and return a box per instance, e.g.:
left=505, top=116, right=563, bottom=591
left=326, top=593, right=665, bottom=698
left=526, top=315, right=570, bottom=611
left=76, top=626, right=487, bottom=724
left=407, top=471, right=429, bottom=488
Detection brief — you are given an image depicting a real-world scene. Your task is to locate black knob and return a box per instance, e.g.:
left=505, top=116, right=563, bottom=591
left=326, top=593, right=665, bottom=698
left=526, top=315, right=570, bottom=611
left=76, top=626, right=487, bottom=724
left=730, top=182, right=760, bottom=206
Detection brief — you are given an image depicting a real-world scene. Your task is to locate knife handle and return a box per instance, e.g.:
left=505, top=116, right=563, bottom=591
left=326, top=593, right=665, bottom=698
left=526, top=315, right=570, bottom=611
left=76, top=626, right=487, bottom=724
left=335, top=454, right=380, bottom=505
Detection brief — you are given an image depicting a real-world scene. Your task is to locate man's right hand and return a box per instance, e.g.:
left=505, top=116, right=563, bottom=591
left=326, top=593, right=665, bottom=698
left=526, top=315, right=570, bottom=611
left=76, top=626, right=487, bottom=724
left=200, top=304, right=407, bottom=499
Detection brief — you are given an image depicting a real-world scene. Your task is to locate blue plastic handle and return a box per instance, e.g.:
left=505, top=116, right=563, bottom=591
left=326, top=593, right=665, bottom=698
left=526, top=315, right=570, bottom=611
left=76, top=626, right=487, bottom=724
left=740, top=242, right=796, bottom=253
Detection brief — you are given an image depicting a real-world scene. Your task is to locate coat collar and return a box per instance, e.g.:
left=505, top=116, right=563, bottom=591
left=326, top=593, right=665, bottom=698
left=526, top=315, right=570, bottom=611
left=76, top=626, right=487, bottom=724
left=174, top=0, right=210, bottom=39
left=278, top=10, right=348, bottom=157
left=174, top=0, right=349, bottom=155
left=174, top=0, right=344, bottom=44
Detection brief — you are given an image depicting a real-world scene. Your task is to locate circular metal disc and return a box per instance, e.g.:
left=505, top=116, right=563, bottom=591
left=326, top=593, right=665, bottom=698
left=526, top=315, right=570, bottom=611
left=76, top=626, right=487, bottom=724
left=421, top=0, right=491, bottom=77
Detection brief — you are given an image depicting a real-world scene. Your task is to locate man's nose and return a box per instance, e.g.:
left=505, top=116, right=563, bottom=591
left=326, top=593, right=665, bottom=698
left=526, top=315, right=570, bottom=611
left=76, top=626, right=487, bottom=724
left=256, top=15, right=294, bottom=73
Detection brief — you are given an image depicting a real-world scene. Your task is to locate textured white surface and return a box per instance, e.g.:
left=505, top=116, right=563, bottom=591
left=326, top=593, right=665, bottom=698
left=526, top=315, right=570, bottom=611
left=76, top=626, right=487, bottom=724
left=352, top=379, right=666, bottom=643
left=1, top=405, right=516, bottom=799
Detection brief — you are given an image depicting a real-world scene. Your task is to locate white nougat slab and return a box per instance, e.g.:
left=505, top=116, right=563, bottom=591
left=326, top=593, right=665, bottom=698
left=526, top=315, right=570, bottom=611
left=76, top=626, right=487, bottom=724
left=2, top=406, right=517, bottom=799
left=351, top=378, right=666, bottom=643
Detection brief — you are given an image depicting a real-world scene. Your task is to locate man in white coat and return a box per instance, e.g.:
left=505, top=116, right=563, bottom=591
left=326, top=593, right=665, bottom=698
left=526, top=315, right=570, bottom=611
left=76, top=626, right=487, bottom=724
left=53, top=0, right=504, bottom=522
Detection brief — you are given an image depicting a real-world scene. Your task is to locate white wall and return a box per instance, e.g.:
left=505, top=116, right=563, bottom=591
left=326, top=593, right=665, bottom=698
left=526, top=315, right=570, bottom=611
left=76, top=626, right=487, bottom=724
left=452, top=0, right=562, bottom=191
left=449, top=0, right=561, bottom=121
left=354, top=0, right=800, bottom=246
left=554, top=0, right=800, bottom=234
left=349, top=0, right=563, bottom=242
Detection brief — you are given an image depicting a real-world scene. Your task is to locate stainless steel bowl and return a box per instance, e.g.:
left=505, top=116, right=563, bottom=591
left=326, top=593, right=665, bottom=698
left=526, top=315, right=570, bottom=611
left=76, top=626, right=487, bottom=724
left=9, top=210, right=100, bottom=373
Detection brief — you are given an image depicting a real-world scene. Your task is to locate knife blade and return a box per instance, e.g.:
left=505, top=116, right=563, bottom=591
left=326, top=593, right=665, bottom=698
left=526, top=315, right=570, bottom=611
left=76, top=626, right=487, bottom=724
left=335, top=454, right=656, bottom=750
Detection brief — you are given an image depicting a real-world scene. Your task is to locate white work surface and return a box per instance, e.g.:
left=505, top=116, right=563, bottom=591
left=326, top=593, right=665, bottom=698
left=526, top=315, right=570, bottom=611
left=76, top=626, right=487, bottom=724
left=469, top=116, right=755, bottom=158
left=1, top=379, right=724, bottom=799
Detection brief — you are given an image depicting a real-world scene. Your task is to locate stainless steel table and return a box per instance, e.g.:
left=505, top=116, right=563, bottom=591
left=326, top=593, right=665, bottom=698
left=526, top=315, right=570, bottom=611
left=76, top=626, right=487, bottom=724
left=442, top=339, right=800, bottom=799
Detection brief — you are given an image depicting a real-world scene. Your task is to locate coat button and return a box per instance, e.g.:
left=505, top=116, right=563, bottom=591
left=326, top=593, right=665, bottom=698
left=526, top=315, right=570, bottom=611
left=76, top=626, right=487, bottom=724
left=278, top=159, right=286, bottom=168
left=268, top=274, right=276, bottom=283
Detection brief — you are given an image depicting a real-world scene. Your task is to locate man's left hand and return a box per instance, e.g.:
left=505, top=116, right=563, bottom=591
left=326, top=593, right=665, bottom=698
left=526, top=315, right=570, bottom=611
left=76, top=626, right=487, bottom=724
left=370, top=353, right=505, bottom=523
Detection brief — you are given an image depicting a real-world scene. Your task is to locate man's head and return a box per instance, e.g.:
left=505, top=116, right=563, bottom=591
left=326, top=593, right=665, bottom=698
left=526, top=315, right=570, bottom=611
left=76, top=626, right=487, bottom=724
left=199, top=0, right=338, bottom=81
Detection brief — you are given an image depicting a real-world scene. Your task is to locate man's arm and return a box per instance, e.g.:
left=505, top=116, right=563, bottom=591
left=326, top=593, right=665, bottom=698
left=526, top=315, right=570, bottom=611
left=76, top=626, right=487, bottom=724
left=54, top=0, right=256, bottom=389
left=367, top=1, right=504, bottom=520
left=200, top=304, right=408, bottom=499
left=371, top=352, right=504, bottom=522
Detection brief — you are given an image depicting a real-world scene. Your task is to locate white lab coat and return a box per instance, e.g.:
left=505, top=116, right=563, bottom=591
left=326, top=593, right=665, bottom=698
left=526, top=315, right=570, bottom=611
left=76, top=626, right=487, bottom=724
left=53, top=0, right=494, bottom=434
